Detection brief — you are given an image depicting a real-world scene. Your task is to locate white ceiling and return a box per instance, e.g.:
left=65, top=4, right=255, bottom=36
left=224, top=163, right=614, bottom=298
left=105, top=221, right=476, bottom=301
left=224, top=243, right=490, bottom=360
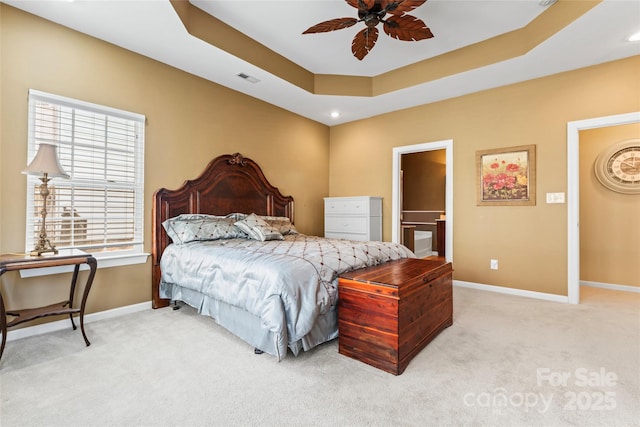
left=3, top=0, right=640, bottom=125
left=194, top=0, right=549, bottom=76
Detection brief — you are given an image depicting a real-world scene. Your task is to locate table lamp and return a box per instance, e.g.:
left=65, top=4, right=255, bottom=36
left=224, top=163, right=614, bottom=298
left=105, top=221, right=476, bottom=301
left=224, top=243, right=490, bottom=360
left=22, top=143, right=70, bottom=256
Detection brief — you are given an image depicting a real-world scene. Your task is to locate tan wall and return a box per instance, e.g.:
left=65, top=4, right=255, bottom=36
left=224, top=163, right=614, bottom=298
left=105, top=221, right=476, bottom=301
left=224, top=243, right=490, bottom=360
left=0, top=6, right=329, bottom=318
left=402, top=150, right=446, bottom=211
left=329, top=55, right=640, bottom=296
left=1, top=4, right=638, bottom=324
left=579, top=123, right=640, bottom=287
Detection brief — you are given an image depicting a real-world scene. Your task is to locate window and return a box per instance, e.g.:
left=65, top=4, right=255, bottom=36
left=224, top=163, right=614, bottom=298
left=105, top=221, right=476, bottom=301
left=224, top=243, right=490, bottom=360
left=26, top=90, right=145, bottom=263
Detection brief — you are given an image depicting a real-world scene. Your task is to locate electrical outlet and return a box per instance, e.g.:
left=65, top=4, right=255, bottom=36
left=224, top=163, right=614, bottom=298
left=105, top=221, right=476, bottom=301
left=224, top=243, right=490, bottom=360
left=490, top=259, right=499, bottom=270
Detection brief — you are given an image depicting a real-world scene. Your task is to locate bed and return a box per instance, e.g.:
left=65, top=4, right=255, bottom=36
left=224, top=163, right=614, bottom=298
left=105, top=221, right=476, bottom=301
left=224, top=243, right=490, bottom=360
left=151, top=153, right=415, bottom=360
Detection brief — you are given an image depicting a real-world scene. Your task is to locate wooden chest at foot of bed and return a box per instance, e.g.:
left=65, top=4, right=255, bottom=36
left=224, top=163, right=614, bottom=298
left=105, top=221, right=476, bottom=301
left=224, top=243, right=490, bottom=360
left=338, top=258, right=453, bottom=375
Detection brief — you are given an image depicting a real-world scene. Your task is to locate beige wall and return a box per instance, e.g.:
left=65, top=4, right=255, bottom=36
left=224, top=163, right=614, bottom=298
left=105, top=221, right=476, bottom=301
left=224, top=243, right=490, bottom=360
left=329, top=55, right=640, bottom=296
left=1, top=4, right=639, bottom=325
left=0, top=5, right=329, bottom=317
left=402, top=150, right=446, bottom=211
left=579, top=123, right=640, bottom=287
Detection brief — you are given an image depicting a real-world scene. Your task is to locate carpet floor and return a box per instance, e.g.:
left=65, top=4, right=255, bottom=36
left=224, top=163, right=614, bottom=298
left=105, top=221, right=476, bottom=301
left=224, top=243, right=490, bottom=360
left=0, top=286, right=638, bottom=427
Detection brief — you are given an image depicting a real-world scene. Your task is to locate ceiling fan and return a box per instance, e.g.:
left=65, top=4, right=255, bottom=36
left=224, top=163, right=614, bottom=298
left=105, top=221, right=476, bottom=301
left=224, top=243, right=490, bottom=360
left=302, top=0, right=434, bottom=60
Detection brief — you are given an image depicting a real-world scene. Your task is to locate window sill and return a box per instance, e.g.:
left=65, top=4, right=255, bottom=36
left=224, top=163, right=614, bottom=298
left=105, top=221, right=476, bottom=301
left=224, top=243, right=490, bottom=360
left=19, top=252, right=150, bottom=278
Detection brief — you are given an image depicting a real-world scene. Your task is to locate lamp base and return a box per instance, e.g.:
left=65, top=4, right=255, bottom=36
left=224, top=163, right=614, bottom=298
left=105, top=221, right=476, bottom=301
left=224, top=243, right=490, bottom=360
left=30, top=248, right=59, bottom=257
left=30, top=239, right=58, bottom=257
left=30, top=173, right=58, bottom=257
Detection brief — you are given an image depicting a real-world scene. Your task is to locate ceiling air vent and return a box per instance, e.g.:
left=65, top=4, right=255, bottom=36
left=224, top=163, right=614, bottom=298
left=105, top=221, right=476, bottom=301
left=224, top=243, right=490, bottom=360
left=236, top=73, right=260, bottom=84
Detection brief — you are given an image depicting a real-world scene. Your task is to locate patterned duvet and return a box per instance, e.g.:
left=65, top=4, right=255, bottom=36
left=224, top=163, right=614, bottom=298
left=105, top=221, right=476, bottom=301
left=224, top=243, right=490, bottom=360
left=159, top=234, right=415, bottom=359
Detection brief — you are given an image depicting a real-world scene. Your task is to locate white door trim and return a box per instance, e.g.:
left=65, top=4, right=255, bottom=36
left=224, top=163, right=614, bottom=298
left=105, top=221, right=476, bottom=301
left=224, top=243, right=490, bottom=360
left=566, top=112, right=640, bottom=304
left=392, top=140, right=454, bottom=262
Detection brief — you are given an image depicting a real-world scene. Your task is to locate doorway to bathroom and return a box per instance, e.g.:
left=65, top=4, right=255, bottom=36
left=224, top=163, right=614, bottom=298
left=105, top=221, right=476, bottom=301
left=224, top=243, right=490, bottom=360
left=392, top=140, right=453, bottom=262
left=401, top=150, right=446, bottom=258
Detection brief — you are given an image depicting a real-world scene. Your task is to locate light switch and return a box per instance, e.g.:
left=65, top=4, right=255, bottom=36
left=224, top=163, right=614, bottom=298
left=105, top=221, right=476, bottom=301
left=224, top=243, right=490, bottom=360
left=546, top=192, right=565, bottom=204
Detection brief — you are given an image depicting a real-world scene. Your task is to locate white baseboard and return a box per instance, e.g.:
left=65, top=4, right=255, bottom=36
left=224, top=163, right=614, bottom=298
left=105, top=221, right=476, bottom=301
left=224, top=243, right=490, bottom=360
left=454, top=280, right=569, bottom=303
left=581, top=280, right=640, bottom=293
left=7, top=281, right=634, bottom=342
left=6, top=301, right=152, bottom=342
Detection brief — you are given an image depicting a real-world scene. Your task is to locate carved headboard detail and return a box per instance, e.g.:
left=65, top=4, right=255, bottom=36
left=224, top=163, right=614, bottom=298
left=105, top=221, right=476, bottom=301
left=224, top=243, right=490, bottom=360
left=151, top=153, right=294, bottom=308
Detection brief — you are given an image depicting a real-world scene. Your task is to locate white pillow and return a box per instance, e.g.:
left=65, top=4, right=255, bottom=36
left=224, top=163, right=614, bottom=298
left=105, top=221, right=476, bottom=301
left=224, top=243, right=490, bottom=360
left=225, top=213, right=297, bottom=235
left=162, top=215, right=247, bottom=244
left=234, top=213, right=284, bottom=241
left=260, top=215, right=299, bottom=235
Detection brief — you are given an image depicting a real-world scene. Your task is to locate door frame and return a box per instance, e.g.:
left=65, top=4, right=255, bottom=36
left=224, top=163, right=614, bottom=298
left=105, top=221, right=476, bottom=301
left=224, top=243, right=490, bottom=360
left=566, top=111, right=640, bottom=304
left=392, top=140, right=454, bottom=262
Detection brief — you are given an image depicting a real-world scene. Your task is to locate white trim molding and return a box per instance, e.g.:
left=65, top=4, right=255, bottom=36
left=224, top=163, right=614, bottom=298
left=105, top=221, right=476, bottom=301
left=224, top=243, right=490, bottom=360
left=581, top=281, right=640, bottom=294
left=566, top=112, right=640, bottom=304
left=454, top=280, right=569, bottom=304
left=20, top=253, right=150, bottom=278
left=392, top=140, right=453, bottom=262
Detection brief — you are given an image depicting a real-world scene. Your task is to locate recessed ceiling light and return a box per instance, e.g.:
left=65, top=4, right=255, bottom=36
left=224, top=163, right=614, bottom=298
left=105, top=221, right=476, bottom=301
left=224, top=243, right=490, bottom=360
left=538, top=0, right=558, bottom=6
left=330, top=111, right=340, bottom=119
left=628, top=31, right=640, bottom=42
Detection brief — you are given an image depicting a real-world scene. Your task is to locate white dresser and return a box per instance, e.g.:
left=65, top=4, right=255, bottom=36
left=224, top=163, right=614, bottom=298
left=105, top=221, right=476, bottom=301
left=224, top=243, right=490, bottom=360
left=324, top=196, right=382, bottom=241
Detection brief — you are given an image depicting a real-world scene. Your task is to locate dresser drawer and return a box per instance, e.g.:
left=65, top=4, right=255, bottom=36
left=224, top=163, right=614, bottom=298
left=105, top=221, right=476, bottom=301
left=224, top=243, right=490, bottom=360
left=324, top=196, right=382, bottom=241
left=324, top=197, right=381, bottom=216
left=325, top=216, right=368, bottom=234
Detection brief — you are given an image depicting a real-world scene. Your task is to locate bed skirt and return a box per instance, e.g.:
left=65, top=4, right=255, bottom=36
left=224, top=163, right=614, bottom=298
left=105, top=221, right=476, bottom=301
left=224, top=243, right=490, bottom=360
left=160, top=281, right=338, bottom=360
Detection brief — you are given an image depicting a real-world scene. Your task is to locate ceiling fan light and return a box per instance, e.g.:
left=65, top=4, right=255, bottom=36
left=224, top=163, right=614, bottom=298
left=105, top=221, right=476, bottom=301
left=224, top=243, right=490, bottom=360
left=304, top=0, right=431, bottom=60
left=364, top=14, right=380, bottom=28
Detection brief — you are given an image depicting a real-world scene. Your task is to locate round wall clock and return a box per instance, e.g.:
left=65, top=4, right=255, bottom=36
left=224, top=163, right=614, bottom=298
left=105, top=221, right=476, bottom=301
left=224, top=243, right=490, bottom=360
left=594, top=138, right=640, bottom=194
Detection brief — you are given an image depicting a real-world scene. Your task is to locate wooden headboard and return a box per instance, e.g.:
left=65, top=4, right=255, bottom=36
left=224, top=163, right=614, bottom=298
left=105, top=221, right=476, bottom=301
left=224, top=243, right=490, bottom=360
left=151, top=153, right=294, bottom=308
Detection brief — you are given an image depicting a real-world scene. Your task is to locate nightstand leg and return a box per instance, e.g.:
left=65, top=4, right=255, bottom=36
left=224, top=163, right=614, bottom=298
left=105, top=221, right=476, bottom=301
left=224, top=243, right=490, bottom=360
left=79, top=257, right=97, bottom=346
left=0, top=290, right=6, bottom=361
left=68, top=264, right=80, bottom=330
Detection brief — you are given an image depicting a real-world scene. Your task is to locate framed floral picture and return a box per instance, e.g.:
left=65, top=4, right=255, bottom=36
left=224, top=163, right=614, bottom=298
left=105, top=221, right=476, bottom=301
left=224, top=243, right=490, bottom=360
left=476, top=144, right=536, bottom=206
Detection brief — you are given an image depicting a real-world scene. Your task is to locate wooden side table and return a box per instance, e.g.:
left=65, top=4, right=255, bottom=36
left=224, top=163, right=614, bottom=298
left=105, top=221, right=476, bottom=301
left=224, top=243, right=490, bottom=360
left=0, top=249, right=97, bottom=361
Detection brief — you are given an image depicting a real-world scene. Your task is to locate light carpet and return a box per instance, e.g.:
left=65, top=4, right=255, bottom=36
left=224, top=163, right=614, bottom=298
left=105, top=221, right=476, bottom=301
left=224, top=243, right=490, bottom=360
left=0, top=286, right=638, bottom=427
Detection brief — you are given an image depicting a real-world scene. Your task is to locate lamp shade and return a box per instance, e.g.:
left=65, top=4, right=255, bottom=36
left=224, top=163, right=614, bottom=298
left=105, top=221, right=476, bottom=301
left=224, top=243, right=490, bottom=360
left=22, top=143, right=69, bottom=178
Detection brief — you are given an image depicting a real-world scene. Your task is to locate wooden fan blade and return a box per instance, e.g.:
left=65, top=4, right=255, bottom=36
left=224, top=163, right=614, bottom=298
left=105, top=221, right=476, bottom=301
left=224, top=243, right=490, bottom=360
left=383, top=14, right=433, bottom=41
left=351, top=27, right=379, bottom=60
left=387, top=0, right=427, bottom=16
left=303, top=17, right=359, bottom=34
left=345, top=0, right=375, bottom=12
left=379, top=1, right=400, bottom=14
left=346, top=0, right=375, bottom=12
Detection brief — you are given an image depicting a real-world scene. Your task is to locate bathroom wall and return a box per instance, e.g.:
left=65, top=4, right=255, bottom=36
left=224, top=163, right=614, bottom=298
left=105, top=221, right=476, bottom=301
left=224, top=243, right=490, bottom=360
left=402, top=150, right=446, bottom=211
left=401, top=150, right=446, bottom=254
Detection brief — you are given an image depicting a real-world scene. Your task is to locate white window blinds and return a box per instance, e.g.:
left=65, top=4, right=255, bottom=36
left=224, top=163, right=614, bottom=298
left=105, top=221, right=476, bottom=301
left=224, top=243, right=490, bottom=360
left=26, top=90, right=145, bottom=256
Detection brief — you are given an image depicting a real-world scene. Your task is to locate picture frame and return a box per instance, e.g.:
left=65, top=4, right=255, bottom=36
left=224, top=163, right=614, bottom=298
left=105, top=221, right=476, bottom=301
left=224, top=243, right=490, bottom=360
left=476, top=144, right=536, bottom=206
